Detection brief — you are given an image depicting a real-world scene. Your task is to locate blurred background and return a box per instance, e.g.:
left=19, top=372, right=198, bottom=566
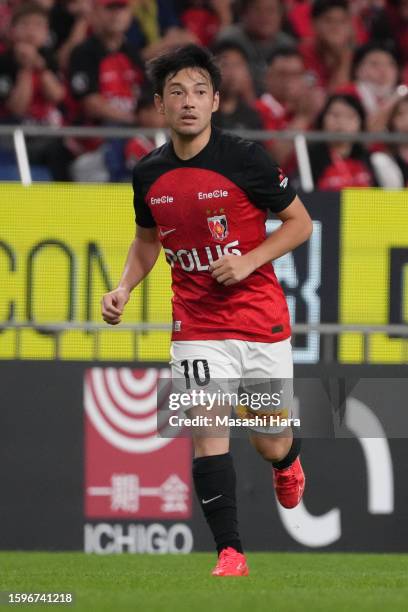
left=1, top=0, right=408, bottom=556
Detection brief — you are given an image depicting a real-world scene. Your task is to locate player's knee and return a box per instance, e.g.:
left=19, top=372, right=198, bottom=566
left=252, top=436, right=292, bottom=463
left=193, top=437, right=229, bottom=458
left=256, top=446, right=284, bottom=462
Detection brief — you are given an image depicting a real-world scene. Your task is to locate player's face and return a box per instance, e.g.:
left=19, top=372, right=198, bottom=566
left=156, top=68, right=219, bottom=137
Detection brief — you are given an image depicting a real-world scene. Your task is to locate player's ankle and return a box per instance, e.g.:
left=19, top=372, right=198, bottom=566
left=217, top=541, right=243, bottom=555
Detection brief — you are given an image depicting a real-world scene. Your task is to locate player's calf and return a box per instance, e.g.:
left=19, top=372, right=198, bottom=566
left=192, top=450, right=244, bottom=561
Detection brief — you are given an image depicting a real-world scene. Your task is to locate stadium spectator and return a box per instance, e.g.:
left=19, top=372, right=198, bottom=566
left=124, top=87, right=166, bottom=173
left=0, top=1, right=14, bottom=53
left=0, top=2, right=65, bottom=178
left=349, top=0, right=391, bottom=44
left=127, top=0, right=198, bottom=61
left=68, top=0, right=144, bottom=127
left=212, top=41, right=263, bottom=130
left=389, top=0, right=408, bottom=73
left=300, top=0, right=354, bottom=91
left=216, top=0, right=294, bottom=95
left=255, top=46, right=325, bottom=167
left=48, top=0, right=92, bottom=71
left=180, top=0, right=234, bottom=47
left=342, top=42, right=404, bottom=132
left=285, top=0, right=397, bottom=46
left=371, top=94, right=408, bottom=187
left=54, top=0, right=145, bottom=181
left=284, top=0, right=314, bottom=40
left=0, top=2, right=64, bottom=126
left=307, top=93, right=379, bottom=190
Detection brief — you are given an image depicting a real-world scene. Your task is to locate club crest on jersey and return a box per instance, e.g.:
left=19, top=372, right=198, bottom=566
left=207, top=214, right=229, bottom=241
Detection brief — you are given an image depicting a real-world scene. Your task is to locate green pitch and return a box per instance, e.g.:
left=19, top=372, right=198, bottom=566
left=1, top=552, right=407, bottom=612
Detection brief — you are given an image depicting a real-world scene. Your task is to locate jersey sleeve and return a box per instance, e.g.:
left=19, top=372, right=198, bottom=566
left=132, top=168, right=156, bottom=228
left=243, top=142, right=297, bottom=213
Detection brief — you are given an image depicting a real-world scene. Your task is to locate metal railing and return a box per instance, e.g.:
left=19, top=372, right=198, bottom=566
left=2, top=126, right=407, bottom=362
left=1, top=125, right=407, bottom=191
left=1, top=321, right=408, bottom=363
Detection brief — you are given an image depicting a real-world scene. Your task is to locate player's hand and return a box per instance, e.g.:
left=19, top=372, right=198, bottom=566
left=209, top=254, right=256, bottom=286
left=101, top=287, right=130, bottom=325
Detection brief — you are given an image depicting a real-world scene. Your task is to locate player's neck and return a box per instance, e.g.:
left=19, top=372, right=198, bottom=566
left=171, top=125, right=212, bottom=160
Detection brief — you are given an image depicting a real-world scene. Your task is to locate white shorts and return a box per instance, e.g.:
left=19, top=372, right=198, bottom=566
left=169, top=338, right=293, bottom=433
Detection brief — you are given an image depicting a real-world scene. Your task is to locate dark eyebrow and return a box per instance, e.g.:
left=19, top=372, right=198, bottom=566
left=168, top=81, right=210, bottom=88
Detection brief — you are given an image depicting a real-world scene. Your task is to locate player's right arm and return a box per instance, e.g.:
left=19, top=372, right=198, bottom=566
left=101, top=226, right=160, bottom=325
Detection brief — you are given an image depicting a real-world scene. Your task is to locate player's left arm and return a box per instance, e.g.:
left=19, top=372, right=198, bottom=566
left=246, top=194, right=313, bottom=267
left=210, top=195, right=312, bottom=286
left=210, top=141, right=313, bottom=286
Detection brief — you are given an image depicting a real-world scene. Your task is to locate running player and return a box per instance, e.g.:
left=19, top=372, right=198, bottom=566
left=101, top=44, right=313, bottom=576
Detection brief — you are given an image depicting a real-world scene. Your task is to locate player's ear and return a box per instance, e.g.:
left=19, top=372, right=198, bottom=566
left=154, top=93, right=165, bottom=114
left=212, top=91, right=220, bottom=113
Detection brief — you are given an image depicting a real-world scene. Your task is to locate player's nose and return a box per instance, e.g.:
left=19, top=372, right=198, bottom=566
left=183, top=96, right=195, bottom=108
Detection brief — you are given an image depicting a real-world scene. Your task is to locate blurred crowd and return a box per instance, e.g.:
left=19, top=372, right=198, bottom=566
left=0, top=0, right=407, bottom=188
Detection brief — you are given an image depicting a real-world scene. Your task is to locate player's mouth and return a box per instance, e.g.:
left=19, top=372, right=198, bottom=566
left=180, top=114, right=198, bottom=123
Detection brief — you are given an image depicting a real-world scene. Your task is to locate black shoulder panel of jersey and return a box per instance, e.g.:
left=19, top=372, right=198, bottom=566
left=206, top=129, right=297, bottom=213
left=132, top=127, right=297, bottom=226
left=132, top=143, right=173, bottom=228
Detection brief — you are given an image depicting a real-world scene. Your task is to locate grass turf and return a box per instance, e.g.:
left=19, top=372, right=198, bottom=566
left=0, top=552, right=407, bottom=612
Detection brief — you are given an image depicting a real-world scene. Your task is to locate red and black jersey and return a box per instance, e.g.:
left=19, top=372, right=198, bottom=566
left=68, top=35, right=144, bottom=121
left=133, top=127, right=297, bottom=343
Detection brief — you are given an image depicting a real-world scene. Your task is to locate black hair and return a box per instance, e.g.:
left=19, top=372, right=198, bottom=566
left=316, top=93, right=366, bottom=130
left=352, top=42, right=400, bottom=79
left=147, top=44, right=222, bottom=96
left=211, top=40, right=250, bottom=63
left=311, top=0, right=349, bottom=20
left=266, top=45, right=303, bottom=65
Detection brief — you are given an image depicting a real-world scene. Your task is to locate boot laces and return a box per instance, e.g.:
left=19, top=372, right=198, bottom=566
left=217, top=547, right=237, bottom=570
left=276, top=465, right=297, bottom=487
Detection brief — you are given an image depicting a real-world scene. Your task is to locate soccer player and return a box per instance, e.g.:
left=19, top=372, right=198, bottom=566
left=101, top=44, right=313, bottom=576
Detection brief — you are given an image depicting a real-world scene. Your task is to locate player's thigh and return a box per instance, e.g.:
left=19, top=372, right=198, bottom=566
left=240, top=338, right=293, bottom=379
left=238, top=338, right=294, bottom=435
left=170, top=341, right=240, bottom=448
left=170, top=340, right=241, bottom=389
